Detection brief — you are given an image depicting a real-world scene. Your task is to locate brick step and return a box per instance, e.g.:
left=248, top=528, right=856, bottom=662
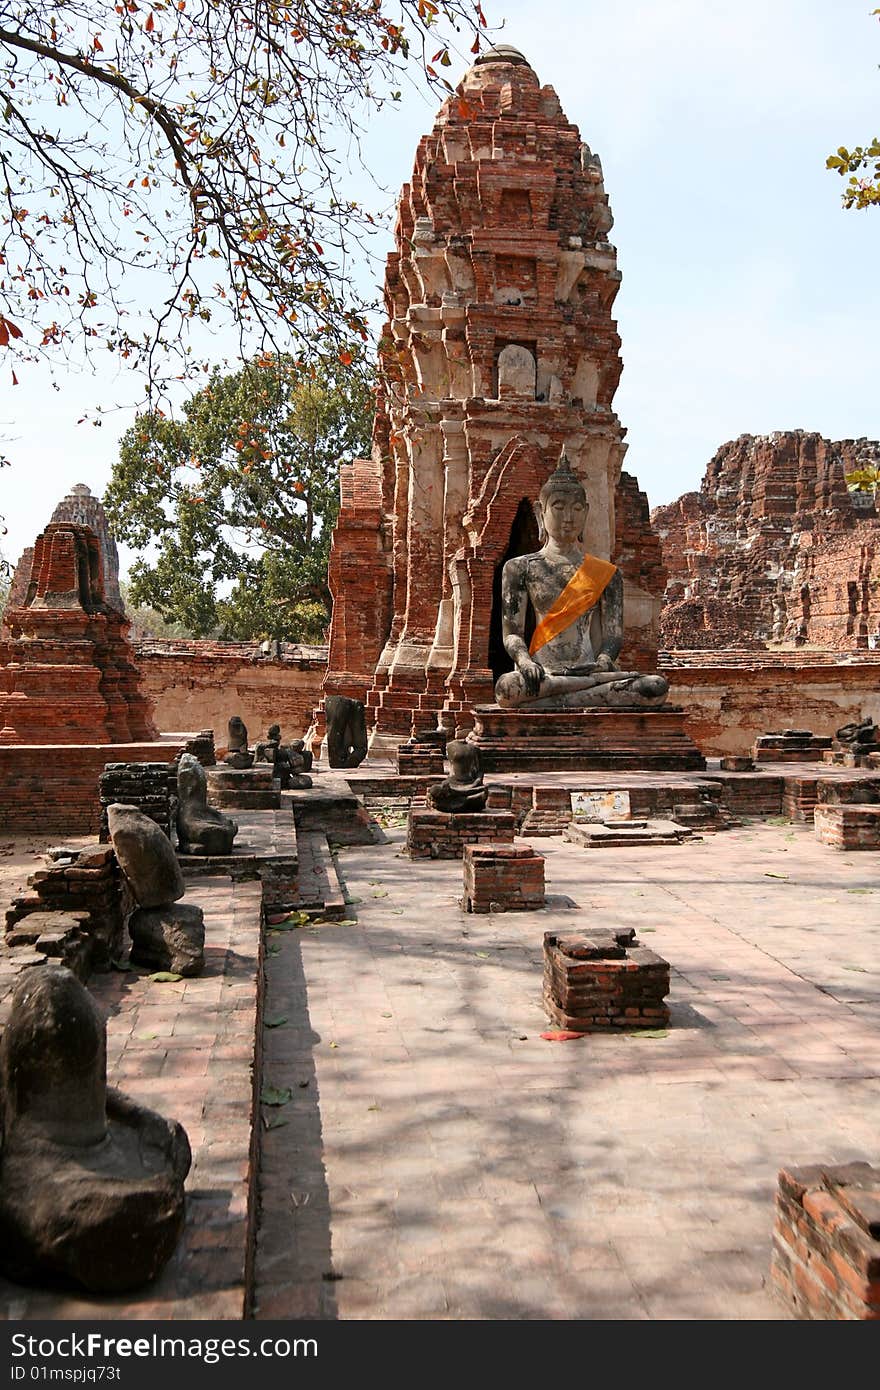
left=293, top=831, right=347, bottom=918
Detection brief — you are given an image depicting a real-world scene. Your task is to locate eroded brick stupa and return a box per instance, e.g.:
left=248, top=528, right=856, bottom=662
left=0, top=521, right=157, bottom=744
left=321, top=44, right=666, bottom=752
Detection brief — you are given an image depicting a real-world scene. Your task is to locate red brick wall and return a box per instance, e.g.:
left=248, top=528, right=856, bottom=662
left=662, top=652, right=880, bottom=756
left=134, top=640, right=327, bottom=746
left=0, top=741, right=186, bottom=835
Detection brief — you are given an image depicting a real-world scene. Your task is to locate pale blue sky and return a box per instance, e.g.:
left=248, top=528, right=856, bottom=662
left=2, top=0, right=878, bottom=572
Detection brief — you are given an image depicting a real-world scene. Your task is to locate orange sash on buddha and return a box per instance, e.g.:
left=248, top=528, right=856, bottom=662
left=528, top=554, right=618, bottom=656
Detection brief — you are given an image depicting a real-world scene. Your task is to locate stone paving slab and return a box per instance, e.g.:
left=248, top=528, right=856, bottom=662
left=0, top=875, right=263, bottom=1321
left=255, top=821, right=878, bottom=1320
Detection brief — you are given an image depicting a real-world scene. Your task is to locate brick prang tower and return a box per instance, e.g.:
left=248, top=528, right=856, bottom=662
left=321, top=44, right=665, bottom=753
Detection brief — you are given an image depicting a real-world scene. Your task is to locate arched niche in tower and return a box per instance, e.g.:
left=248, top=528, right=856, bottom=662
left=487, top=497, right=541, bottom=681
left=497, top=343, right=537, bottom=400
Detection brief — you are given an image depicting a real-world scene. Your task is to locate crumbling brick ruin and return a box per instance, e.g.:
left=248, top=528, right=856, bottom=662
left=653, top=431, right=880, bottom=650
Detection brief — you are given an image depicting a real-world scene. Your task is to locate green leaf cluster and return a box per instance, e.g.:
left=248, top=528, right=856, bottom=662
left=827, top=11, right=880, bottom=210
left=105, top=349, right=374, bottom=640
left=845, top=465, right=880, bottom=494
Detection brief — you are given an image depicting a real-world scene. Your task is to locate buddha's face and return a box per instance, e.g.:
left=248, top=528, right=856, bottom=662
left=541, top=485, right=588, bottom=545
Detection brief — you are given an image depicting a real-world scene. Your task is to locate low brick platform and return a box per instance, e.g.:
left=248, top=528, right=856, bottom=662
left=754, top=732, right=833, bottom=763
left=207, top=764, right=280, bottom=810
left=771, top=1163, right=880, bottom=1320
left=178, top=808, right=299, bottom=912
left=543, top=927, right=670, bottom=1032
left=290, top=776, right=374, bottom=846
left=396, top=743, right=445, bottom=777
left=468, top=705, right=706, bottom=773
left=814, top=804, right=880, bottom=850
left=563, top=819, right=693, bottom=847
left=462, top=841, right=545, bottom=913
left=406, top=807, right=517, bottom=860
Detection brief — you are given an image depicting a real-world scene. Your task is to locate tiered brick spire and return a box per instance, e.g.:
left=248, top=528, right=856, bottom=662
left=322, top=48, right=664, bottom=750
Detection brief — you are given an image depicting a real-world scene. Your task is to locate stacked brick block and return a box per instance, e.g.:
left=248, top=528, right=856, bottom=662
left=406, top=807, right=517, bottom=859
left=396, top=742, right=446, bottom=777
left=461, top=841, right=545, bottom=913
left=185, top=729, right=217, bottom=766
left=754, top=731, right=832, bottom=763
left=771, top=1163, right=880, bottom=1319
left=99, top=760, right=177, bottom=841
left=543, top=927, right=670, bottom=1032
left=207, top=764, right=280, bottom=810
left=814, top=804, right=880, bottom=850
left=5, top=844, right=124, bottom=972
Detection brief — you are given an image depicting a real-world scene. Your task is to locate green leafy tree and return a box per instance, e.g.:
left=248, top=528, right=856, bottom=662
left=105, top=349, right=374, bottom=640
left=119, top=579, right=196, bottom=640
left=0, top=0, right=487, bottom=399
left=827, top=9, right=880, bottom=208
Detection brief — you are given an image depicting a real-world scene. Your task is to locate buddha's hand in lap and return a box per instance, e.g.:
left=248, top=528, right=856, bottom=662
left=515, top=655, right=545, bottom=696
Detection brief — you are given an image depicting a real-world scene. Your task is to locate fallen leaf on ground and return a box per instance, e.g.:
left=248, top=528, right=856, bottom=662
left=262, top=1114, right=289, bottom=1131
left=329, top=1041, right=339, bottom=1049
left=540, top=1030, right=584, bottom=1042
left=634, top=1029, right=669, bottom=1039
left=764, top=872, right=789, bottom=880
left=267, top=910, right=309, bottom=928
left=264, top=1016, right=288, bottom=1029
left=843, top=965, right=868, bottom=973
left=260, top=1085, right=293, bottom=1106
left=147, top=971, right=183, bottom=983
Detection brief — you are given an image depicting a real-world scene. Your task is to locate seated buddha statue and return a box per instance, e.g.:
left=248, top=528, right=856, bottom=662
left=494, top=452, right=669, bottom=711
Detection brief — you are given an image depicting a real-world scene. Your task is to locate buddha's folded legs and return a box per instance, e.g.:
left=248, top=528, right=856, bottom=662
left=495, top=668, right=668, bottom=710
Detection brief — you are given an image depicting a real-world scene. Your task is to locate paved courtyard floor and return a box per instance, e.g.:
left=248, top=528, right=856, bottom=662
left=254, top=819, right=879, bottom=1320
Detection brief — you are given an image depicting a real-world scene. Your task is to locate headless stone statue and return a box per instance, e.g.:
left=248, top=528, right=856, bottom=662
left=224, top=715, right=254, bottom=769
left=326, top=695, right=368, bottom=768
left=108, top=803, right=205, bottom=977
left=427, top=740, right=489, bottom=813
left=0, top=966, right=191, bottom=1292
left=494, top=452, right=669, bottom=711
left=837, top=717, right=878, bottom=751
left=254, top=725, right=312, bottom=788
left=177, top=751, right=238, bottom=855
